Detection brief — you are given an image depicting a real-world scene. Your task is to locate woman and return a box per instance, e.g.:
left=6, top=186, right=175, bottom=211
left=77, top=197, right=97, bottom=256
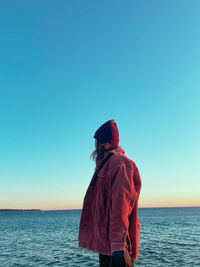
left=78, top=120, right=141, bottom=267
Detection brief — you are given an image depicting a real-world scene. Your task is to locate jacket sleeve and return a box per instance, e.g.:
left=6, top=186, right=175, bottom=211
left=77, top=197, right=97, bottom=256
left=108, top=158, right=136, bottom=254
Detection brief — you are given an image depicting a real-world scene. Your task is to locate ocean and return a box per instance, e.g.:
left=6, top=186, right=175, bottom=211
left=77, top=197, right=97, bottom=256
left=0, top=207, right=199, bottom=266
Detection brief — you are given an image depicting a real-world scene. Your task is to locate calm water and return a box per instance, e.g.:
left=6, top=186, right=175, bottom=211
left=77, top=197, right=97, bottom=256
left=0, top=207, right=200, bottom=267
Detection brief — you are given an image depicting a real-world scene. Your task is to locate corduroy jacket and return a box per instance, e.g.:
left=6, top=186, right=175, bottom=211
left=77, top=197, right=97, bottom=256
left=78, top=147, right=142, bottom=259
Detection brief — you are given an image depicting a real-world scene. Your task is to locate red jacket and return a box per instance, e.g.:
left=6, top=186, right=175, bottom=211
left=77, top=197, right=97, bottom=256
left=78, top=147, right=142, bottom=259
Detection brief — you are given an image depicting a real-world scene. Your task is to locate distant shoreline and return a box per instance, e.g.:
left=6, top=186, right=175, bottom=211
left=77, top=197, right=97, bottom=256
left=0, top=209, right=41, bottom=211
left=0, top=206, right=199, bottom=211
left=43, top=206, right=200, bottom=210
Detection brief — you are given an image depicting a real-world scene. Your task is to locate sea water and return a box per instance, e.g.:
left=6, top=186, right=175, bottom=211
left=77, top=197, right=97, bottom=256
left=0, top=207, right=200, bottom=267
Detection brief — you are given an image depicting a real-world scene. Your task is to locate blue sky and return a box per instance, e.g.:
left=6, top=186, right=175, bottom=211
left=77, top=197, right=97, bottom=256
left=0, top=0, right=199, bottom=209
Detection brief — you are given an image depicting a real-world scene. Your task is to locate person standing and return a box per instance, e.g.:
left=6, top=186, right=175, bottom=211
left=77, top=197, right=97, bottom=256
left=78, top=120, right=142, bottom=267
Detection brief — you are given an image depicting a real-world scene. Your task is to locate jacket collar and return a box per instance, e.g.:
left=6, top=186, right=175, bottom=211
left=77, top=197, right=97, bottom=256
left=109, top=146, right=125, bottom=155
left=95, top=146, right=125, bottom=171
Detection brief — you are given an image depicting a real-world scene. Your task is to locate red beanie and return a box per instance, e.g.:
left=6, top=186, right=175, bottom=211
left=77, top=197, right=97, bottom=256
left=94, top=120, right=119, bottom=146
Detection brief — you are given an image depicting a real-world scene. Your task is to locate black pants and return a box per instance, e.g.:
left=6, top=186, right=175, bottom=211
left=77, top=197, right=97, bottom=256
left=99, top=250, right=134, bottom=267
left=99, top=253, right=111, bottom=267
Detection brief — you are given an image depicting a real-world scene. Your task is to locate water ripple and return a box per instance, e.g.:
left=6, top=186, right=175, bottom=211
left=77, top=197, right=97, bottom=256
left=0, top=208, right=199, bottom=266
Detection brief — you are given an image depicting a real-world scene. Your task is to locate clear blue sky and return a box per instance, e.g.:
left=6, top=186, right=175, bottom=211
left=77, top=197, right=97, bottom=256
left=0, top=0, right=199, bottom=209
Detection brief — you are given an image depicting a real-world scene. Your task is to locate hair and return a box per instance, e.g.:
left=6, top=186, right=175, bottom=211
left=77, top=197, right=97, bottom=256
left=90, top=141, right=117, bottom=166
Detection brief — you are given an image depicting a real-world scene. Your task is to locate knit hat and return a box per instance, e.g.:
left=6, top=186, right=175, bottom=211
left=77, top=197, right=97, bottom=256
left=94, top=120, right=119, bottom=146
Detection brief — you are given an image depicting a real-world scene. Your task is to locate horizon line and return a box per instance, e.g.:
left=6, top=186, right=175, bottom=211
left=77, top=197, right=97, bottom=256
left=1, top=206, right=200, bottom=211
left=43, top=206, right=200, bottom=211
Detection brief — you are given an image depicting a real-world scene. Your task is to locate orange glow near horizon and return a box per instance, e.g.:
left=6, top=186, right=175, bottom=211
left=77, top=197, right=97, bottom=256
left=1, top=197, right=200, bottom=210
left=138, top=197, right=200, bottom=208
left=20, top=202, right=200, bottom=210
